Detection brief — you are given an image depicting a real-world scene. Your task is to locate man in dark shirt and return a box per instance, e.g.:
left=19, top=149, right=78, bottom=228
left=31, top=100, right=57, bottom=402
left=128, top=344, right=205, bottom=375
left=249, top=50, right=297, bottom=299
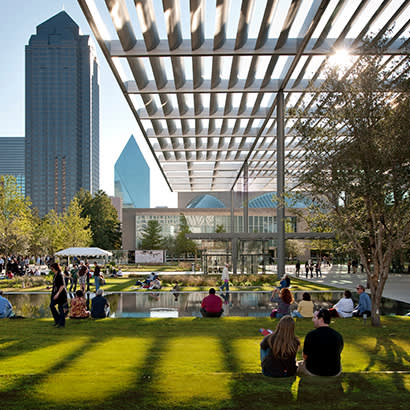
left=200, top=288, right=223, bottom=317
left=297, top=308, right=344, bottom=377
left=91, top=289, right=110, bottom=319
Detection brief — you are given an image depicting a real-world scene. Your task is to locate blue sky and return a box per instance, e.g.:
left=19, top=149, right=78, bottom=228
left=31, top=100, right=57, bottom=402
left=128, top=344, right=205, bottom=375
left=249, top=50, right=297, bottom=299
left=0, top=0, right=177, bottom=207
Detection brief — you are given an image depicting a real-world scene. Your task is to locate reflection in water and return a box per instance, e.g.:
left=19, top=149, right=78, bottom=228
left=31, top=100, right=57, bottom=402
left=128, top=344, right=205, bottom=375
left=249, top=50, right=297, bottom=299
left=5, top=291, right=410, bottom=319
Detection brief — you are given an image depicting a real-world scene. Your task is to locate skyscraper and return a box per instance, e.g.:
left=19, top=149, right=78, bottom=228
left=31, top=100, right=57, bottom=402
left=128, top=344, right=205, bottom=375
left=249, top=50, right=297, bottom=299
left=115, top=135, right=150, bottom=208
left=0, top=137, right=25, bottom=194
left=25, top=11, right=99, bottom=216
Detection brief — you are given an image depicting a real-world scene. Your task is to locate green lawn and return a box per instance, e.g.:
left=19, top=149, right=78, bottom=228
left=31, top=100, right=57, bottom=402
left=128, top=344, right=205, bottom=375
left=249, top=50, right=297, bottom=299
left=0, top=316, right=409, bottom=409
left=0, top=275, right=336, bottom=293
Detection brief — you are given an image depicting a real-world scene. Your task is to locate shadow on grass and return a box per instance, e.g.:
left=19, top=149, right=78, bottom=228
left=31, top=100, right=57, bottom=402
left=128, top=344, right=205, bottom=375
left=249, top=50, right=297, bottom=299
left=1, top=318, right=410, bottom=409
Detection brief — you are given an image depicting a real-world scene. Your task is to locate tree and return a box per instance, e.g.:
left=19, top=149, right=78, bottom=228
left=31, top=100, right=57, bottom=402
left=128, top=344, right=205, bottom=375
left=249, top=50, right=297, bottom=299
left=215, top=224, right=226, bottom=233
left=59, top=197, right=92, bottom=248
left=76, top=189, right=122, bottom=249
left=35, top=198, right=92, bottom=255
left=0, top=175, right=34, bottom=257
left=295, top=40, right=410, bottom=326
left=161, top=235, right=176, bottom=259
left=175, top=214, right=197, bottom=258
left=140, top=220, right=163, bottom=250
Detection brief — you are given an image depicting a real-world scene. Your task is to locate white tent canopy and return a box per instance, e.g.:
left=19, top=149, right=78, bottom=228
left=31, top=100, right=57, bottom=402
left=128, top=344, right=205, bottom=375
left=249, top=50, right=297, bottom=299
left=55, top=247, right=112, bottom=257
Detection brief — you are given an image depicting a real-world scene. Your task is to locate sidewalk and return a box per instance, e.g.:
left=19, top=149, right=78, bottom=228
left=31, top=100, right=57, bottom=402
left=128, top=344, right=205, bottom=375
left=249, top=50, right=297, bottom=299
left=289, top=264, right=410, bottom=304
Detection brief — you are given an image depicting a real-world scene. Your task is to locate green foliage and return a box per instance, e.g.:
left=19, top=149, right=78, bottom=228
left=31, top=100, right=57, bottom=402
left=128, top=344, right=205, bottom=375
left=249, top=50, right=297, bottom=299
left=215, top=224, right=226, bottom=233
left=76, top=189, right=122, bottom=250
left=175, top=213, right=197, bottom=257
left=161, top=235, right=176, bottom=257
left=140, top=219, right=163, bottom=250
left=35, top=198, right=92, bottom=255
left=296, top=38, right=410, bottom=325
left=0, top=175, right=34, bottom=255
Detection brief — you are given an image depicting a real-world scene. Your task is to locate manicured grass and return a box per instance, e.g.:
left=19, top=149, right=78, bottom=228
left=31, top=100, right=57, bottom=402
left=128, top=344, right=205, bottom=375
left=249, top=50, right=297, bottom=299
left=0, top=316, right=409, bottom=409
left=0, top=275, right=336, bottom=293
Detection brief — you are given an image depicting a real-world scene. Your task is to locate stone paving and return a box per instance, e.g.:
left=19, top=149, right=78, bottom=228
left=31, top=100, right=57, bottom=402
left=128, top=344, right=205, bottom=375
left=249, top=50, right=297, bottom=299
left=288, top=264, right=410, bottom=304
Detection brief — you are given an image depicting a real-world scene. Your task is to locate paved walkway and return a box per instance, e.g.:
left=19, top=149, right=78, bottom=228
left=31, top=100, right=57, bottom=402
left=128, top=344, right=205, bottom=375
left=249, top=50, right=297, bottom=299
left=288, top=264, right=410, bottom=304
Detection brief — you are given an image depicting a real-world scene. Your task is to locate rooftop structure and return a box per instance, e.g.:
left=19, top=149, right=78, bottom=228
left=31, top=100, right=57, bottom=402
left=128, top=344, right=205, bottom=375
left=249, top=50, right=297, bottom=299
left=78, top=0, right=409, bottom=273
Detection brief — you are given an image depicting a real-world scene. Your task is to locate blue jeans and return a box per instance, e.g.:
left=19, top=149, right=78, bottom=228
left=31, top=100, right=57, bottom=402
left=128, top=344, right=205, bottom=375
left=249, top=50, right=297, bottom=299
left=50, top=298, right=65, bottom=326
left=220, top=280, right=229, bottom=292
left=292, top=311, right=303, bottom=318
left=94, top=276, right=100, bottom=291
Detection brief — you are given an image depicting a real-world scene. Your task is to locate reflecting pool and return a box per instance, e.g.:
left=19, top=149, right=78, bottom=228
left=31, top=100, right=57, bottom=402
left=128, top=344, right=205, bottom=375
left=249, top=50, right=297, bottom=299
left=5, top=291, right=410, bottom=319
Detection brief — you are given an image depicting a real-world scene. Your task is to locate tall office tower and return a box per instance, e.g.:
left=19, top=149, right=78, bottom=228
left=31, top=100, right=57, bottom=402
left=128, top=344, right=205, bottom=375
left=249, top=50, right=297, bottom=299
left=0, top=137, right=25, bottom=194
left=114, top=135, right=150, bottom=208
left=25, top=11, right=99, bottom=216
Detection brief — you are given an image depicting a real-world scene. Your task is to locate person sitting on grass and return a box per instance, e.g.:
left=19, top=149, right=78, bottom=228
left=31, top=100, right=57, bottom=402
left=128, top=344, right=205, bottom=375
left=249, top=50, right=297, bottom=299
left=297, top=308, right=344, bottom=377
left=69, top=290, right=90, bottom=319
left=260, top=315, right=300, bottom=377
left=329, top=290, right=354, bottom=318
left=277, top=273, right=291, bottom=290
left=270, top=288, right=293, bottom=319
left=0, top=290, right=15, bottom=318
left=149, top=277, right=161, bottom=290
left=353, top=284, right=371, bottom=317
left=292, top=292, right=314, bottom=318
left=200, top=288, right=223, bottom=317
left=91, top=288, right=110, bottom=319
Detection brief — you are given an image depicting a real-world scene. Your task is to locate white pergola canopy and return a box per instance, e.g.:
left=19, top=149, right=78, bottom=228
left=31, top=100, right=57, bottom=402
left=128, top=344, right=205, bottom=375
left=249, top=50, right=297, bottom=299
left=78, top=0, right=410, bottom=193
left=55, top=247, right=113, bottom=257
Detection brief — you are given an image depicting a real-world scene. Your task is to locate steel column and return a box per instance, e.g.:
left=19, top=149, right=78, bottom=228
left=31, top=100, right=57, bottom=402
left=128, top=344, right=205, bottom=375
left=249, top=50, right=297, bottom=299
left=277, top=90, right=285, bottom=278
left=243, top=161, right=248, bottom=233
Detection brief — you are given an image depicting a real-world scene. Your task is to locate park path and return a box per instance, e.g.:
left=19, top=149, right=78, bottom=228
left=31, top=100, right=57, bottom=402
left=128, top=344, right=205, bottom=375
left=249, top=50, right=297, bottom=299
left=288, top=264, right=410, bottom=304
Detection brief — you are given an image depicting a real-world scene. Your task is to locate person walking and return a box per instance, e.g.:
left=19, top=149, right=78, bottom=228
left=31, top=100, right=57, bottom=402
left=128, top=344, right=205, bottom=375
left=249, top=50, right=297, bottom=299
left=295, top=260, right=300, bottom=277
left=69, top=264, right=78, bottom=292
left=49, top=262, right=67, bottom=328
left=220, top=263, right=230, bottom=293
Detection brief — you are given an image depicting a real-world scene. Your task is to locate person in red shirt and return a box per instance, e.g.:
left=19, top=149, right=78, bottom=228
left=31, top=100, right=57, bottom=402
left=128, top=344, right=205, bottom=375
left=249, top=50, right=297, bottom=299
left=200, top=288, right=223, bottom=317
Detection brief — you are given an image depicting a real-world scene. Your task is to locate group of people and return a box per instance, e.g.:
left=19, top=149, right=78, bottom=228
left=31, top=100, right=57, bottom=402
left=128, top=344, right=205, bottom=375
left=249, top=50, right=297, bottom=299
left=135, top=272, right=161, bottom=289
left=0, top=255, right=55, bottom=277
left=261, top=309, right=344, bottom=378
left=271, top=272, right=371, bottom=320
left=61, top=260, right=105, bottom=294
left=49, top=262, right=110, bottom=327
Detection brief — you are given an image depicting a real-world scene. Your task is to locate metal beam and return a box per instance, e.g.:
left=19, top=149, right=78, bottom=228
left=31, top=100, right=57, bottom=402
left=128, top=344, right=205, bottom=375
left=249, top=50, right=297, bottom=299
left=109, top=38, right=408, bottom=57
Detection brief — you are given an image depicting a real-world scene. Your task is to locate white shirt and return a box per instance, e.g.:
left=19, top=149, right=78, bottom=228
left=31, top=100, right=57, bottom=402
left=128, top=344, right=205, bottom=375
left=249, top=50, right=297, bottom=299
left=221, top=266, right=229, bottom=281
left=334, top=297, right=354, bottom=318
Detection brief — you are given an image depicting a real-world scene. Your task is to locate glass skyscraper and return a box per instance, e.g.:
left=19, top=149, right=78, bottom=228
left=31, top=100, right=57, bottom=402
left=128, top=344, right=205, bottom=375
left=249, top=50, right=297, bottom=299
left=114, top=135, right=150, bottom=208
left=25, top=11, right=99, bottom=216
left=0, top=137, right=25, bottom=194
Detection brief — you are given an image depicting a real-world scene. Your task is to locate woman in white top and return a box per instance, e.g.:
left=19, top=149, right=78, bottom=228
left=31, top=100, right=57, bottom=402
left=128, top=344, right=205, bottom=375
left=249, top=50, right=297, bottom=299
left=330, top=290, right=354, bottom=318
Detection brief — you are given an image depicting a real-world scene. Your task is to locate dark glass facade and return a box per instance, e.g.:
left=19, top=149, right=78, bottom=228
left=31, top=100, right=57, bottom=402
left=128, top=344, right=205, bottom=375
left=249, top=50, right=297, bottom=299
left=25, top=11, right=99, bottom=216
left=0, top=137, right=25, bottom=194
